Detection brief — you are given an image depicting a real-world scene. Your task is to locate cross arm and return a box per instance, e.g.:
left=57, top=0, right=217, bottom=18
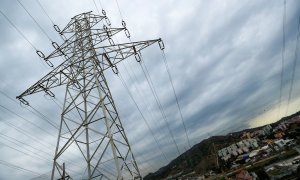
left=16, top=38, right=165, bottom=105
left=46, top=27, right=126, bottom=59
left=95, top=38, right=164, bottom=72
left=60, top=12, right=106, bottom=34
left=16, top=58, right=82, bottom=103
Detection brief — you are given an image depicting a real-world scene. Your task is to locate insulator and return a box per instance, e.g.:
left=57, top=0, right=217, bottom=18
left=36, top=50, right=45, bottom=59
left=52, top=41, right=65, bottom=56
left=45, top=89, right=55, bottom=97
left=124, top=28, right=130, bottom=38
left=72, top=81, right=80, bottom=89
left=108, top=38, right=115, bottom=46
left=102, top=9, right=106, bottom=16
left=132, top=46, right=141, bottom=62
left=103, top=25, right=108, bottom=31
left=105, top=17, right=111, bottom=26
left=158, top=39, right=165, bottom=50
left=39, top=84, right=55, bottom=97
left=53, top=24, right=61, bottom=33
left=103, top=53, right=113, bottom=66
left=112, top=65, right=118, bottom=74
left=52, top=41, right=60, bottom=50
left=122, top=20, right=126, bottom=28
left=16, top=96, right=29, bottom=106
left=45, top=59, right=54, bottom=68
left=135, top=53, right=141, bottom=63
left=60, top=33, right=67, bottom=40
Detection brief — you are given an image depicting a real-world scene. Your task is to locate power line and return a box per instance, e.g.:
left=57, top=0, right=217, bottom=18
left=92, top=0, right=101, bottom=15
left=99, top=61, right=160, bottom=175
left=114, top=0, right=124, bottom=21
left=0, top=9, right=36, bottom=50
left=0, top=8, right=49, bottom=68
left=29, top=105, right=60, bottom=129
left=35, top=0, right=67, bottom=43
left=0, top=132, right=52, bottom=157
left=110, top=0, right=182, bottom=161
left=98, top=0, right=104, bottom=10
left=161, top=50, right=192, bottom=148
left=119, top=56, right=181, bottom=156
left=0, top=117, right=54, bottom=149
left=0, top=160, right=41, bottom=176
left=17, top=0, right=53, bottom=42
left=0, top=115, right=88, bottom=175
left=0, top=103, right=55, bottom=136
left=118, top=72, right=169, bottom=163
left=286, top=16, right=300, bottom=115
left=36, top=0, right=55, bottom=25
left=0, top=90, right=80, bottom=161
left=139, top=59, right=181, bottom=155
left=111, top=0, right=186, bottom=156
left=0, top=75, right=86, bottom=172
left=0, top=140, right=52, bottom=164
left=0, top=134, right=80, bottom=176
left=0, top=90, right=59, bottom=130
left=0, top=136, right=79, bottom=175
left=0, top=135, right=52, bottom=162
left=278, top=0, right=286, bottom=118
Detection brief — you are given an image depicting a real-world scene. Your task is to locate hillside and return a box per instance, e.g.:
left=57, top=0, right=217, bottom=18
left=144, top=111, right=300, bottom=179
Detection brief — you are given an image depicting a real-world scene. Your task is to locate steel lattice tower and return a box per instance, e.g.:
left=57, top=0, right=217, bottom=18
left=17, top=12, right=164, bottom=180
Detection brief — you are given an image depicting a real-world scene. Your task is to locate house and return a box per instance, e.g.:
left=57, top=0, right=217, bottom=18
left=236, top=170, right=253, bottom=180
left=247, top=138, right=259, bottom=148
left=217, top=139, right=259, bottom=161
left=274, top=122, right=287, bottom=132
left=274, top=131, right=285, bottom=139
left=274, top=139, right=294, bottom=148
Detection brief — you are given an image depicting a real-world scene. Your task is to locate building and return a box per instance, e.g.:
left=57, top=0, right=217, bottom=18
left=217, top=139, right=259, bottom=161
left=274, top=139, right=294, bottom=148
left=274, top=131, right=285, bottom=139
left=236, top=170, right=253, bottom=180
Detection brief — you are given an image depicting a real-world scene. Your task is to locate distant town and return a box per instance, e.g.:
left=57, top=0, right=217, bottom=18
left=145, top=112, right=300, bottom=180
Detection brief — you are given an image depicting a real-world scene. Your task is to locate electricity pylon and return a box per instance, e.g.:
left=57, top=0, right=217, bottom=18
left=17, top=11, right=164, bottom=180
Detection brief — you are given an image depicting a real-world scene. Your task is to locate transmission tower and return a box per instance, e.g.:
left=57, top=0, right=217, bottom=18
left=17, top=11, right=164, bottom=180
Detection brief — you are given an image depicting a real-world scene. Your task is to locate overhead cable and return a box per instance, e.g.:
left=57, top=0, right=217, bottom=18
left=161, top=50, right=192, bottom=148
left=278, top=0, right=286, bottom=118
left=286, top=17, right=300, bottom=115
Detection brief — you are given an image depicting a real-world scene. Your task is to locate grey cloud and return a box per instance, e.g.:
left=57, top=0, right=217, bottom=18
left=0, top=0, right=300, bottom=179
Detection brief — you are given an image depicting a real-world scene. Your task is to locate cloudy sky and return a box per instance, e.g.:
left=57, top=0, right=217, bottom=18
left=0, top=0, right=300, bottom=179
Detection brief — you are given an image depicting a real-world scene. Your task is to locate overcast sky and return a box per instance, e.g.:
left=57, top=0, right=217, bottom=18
left=0, top=0, right=300, bottom=179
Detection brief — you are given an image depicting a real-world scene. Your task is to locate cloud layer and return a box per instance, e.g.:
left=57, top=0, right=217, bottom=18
left=0, top=0, right=300, bottom=179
